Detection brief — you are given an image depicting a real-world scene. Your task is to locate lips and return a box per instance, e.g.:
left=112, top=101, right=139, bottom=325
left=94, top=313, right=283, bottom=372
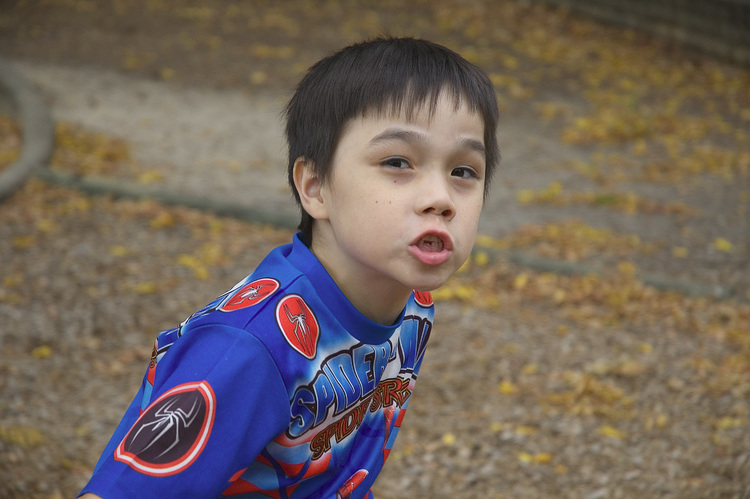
left=409, top=232, right=453, bottom=265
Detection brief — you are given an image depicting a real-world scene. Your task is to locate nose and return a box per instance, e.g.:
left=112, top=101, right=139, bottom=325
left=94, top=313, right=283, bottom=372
left=418, top=174, right=456, bottom=220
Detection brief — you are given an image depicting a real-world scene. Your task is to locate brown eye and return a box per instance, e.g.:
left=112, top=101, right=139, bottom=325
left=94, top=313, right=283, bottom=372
left=451, top=166, right=479, bottom=179
left=383, top=157, right=410, bottom=169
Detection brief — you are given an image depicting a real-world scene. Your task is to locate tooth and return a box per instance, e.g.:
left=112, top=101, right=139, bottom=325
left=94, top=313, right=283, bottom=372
left=420, top=236, right=443, bottom=251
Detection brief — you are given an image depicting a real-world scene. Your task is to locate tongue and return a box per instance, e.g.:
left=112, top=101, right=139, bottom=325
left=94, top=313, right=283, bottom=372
left=419, top=237, right=444, bottom=252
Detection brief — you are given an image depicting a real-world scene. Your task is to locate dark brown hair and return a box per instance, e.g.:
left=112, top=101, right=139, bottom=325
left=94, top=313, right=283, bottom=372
left=284, top=37, right=500, bottom=240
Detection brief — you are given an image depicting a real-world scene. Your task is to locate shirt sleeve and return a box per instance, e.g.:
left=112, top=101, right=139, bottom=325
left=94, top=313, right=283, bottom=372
left=79, top=324, right=290, bottom=498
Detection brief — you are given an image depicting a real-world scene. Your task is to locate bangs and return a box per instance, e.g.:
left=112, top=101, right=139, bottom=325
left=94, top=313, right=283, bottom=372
left=334, top=38, right=497, bottom=129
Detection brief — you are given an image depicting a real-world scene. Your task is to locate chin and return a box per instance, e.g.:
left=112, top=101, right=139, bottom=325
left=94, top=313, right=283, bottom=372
left=410, top=275, right=451, bottom=293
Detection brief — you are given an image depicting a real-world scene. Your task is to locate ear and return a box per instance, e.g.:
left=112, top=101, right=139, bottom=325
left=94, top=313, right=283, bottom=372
left=292, top=157, right=329, bottom=221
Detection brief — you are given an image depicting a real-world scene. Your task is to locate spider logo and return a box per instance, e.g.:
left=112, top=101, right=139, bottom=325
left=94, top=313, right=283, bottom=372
left=115, top=381, right=216, bottom=476
left=221, top=278, right=280, bottom=312
left=240, top=285, right=263, bottom=300
left=284, top=300, right=315, bottom=355
left=276, top=294, right=319, bottom=359
left=130, top=396, right=201, bottom=460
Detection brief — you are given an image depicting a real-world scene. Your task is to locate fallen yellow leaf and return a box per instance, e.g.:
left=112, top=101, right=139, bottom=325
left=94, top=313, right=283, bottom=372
left=498, top=380, right=519, bottom=394
left=672, top=246, right=689, bottom=258
left=31, top=345, right=52, bottom=359
left=518, top=451, right=552, bottom=464
left=714, top=238, right=734, bottom=253
left=513, top=273, right=529, bottom=290
left=160, top=67, right=176, bottom=81
left=250, top=71, right=268, bottom=85
left=514, top=425, right=537, bottom=436
left=517, top=189, right=535, bottom=204
left=0, top=425, right=45, bottom=448
left=534, top=452, right=553, bottom=463
left=521, top=363, right=539, bottom=375
left=109, top=245, right=131, bottom=257
left=473, top=251, right=490, bottom=266
left=517, top=451, right=533, bottom=463
left=131, top=282, right=158, bottom=294
left=599, top=425, right=626, bottom=439
left=656, top=413, right=669, bottom=429
left=150, top=212, right=175, bottom=229
left=441, top=432, right=457, bottom=446
left=138, top=170, right=165, bottom=184
left=12, top=235, right=35, bottom=249
left=714, top=417, right=744, bottom=430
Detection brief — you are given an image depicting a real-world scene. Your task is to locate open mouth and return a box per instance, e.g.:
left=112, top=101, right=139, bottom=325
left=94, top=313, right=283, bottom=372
left=409, top=232, right=452, bottom=266
left=417, top=234, right=445, bottom=253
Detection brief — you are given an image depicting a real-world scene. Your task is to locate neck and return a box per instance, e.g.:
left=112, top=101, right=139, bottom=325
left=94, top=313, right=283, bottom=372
left=346, top=285, right=410, bottom=325
left=308, top=233, right=411, bottom=326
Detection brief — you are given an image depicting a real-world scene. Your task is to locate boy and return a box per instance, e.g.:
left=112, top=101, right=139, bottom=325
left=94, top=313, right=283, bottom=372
left=79, top=36, right=499, bottom=498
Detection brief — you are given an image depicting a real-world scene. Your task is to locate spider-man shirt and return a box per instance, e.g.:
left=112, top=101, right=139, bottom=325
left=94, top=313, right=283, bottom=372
left=80, top=233, right=434, bottom=499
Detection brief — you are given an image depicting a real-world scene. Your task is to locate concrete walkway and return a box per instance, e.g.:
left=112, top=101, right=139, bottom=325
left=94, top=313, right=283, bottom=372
left=1, top=57, right=745, bottom=300
left=3, top=58, right=572, bottom=236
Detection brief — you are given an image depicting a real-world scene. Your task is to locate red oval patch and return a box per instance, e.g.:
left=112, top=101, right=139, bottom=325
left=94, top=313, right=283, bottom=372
left=115, top=381, right=216, bottom=476
left=337, top=469, right=369, bottom=497
left=413, top=290, right=433, bottom=308
left=275, top=294, right=320, bottom=359
left=221, top=278, right=280, bottom=312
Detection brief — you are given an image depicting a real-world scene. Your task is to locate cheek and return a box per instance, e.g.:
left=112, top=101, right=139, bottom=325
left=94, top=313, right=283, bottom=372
left=457, top=202, right=483, bottom=240
left=461, top=196, right=484, bottom=222
left=372, top=198, right=396, bottom=208
left=369, top=186, right=402, bottom=211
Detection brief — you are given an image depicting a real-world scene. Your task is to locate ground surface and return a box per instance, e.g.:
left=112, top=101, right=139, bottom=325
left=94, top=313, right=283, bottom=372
left=0, top=1, right=749, bottom=497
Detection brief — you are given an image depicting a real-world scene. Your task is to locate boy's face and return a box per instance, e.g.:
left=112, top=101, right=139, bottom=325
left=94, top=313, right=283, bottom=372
left=303, top=93, right=486, bottom=323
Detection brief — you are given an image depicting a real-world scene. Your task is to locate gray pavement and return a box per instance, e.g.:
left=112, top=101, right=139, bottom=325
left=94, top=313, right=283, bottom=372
left=2, top=57, right=748, bottom=299
left=3, top=58, right=587, bottom=235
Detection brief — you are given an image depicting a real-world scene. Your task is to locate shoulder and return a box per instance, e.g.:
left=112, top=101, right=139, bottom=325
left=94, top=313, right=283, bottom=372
left=181, top=272, right=314, bottom=341
left=181, top=238, right=315, bottom=334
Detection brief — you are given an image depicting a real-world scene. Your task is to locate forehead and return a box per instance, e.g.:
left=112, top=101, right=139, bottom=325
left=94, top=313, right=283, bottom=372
left=375, top=89, right=480, bottom=123
left=344, top=91, right=485, bottom=138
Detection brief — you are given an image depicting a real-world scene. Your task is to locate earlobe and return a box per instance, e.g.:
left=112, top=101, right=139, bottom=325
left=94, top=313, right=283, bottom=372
left=292, top=157, right=329, bottom=221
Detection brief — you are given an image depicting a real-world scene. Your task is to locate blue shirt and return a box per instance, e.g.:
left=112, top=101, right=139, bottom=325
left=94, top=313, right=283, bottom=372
left=81, top=234, right=434, bottom=498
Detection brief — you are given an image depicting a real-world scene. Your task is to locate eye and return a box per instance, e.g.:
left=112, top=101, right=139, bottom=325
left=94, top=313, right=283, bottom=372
left=382, top=157, right=410, bottom=169
left=451, top=166, right=480, bottom=180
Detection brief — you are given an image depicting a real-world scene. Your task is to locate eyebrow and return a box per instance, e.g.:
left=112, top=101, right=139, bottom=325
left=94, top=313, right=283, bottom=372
left=458, top=136, right=486, bottom=156
left=369, top=128, right=426, bottom=147
left=369, top=127, right=486, bottom=156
